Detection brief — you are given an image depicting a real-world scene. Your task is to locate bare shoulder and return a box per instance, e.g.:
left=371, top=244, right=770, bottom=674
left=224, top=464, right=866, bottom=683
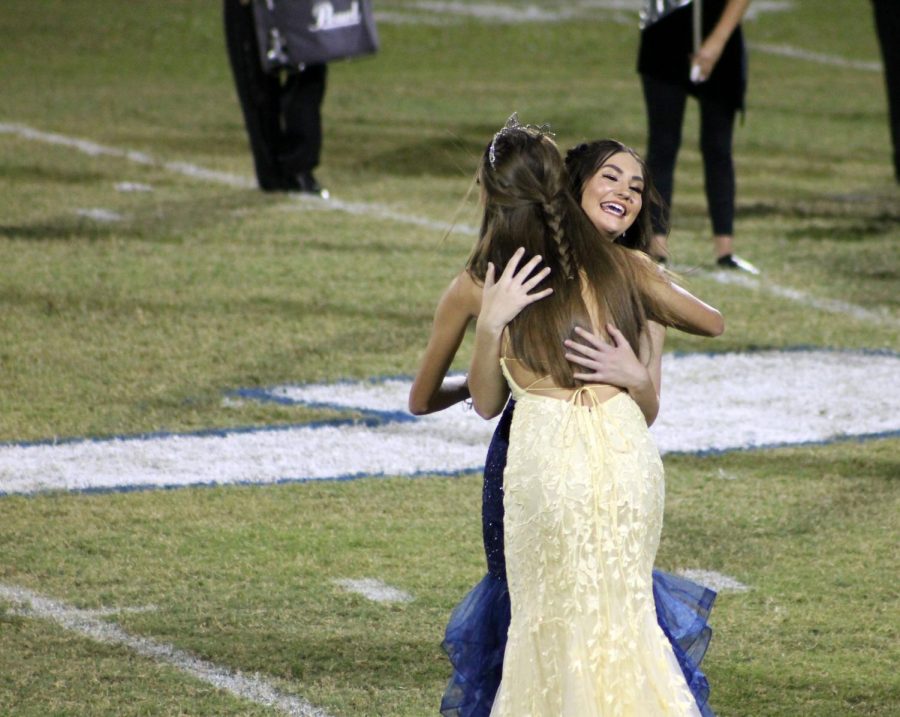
left=633, top=251, right=671, bottom=281
left=446, top=270, right=483, bottom=316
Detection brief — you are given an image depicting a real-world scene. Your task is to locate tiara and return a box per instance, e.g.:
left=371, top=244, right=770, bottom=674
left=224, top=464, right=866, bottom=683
left=488, top=113, right=555, bottom=169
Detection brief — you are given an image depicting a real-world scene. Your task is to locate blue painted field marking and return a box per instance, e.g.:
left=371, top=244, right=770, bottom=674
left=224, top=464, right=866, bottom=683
left=232, top=376, right=421, bottom=426
left=1, top=350, right=898, bottom=497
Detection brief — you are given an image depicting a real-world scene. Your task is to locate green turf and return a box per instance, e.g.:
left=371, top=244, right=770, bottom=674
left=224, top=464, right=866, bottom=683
left=2, top=441, right=897, bottom=716
left=1, top=0, right=898, bottom=714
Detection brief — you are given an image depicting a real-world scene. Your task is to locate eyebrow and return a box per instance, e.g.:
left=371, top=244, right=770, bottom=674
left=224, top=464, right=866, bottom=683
left=603, top=163, right=644, bottom=183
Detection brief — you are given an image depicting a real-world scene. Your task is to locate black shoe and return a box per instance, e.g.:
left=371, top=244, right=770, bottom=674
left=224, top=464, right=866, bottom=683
left=293, top=170, right=329, bottom=199
left=716, top=253, right=760, bottom=275
left=258, top=175, right=301, bottom=192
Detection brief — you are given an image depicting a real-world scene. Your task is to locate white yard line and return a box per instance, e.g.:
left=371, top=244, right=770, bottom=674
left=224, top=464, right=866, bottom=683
left=376, top=2, right=879, bottom=72
left=0, top=122, right=252, bottom=188
left=706, top=271, right=900, bottom=328
left=280, top=192, right=478, bottom=235
left=0, top=121, right=467, bottom=236
left=1, top=120, right=894, bottom=325
left=379, top=0, right=795, bottom=26
left=0, top=583, right=332, bottom=717
left=750, top=42, right=882, bottom=73
left=6, top=604, right=158, bottom=619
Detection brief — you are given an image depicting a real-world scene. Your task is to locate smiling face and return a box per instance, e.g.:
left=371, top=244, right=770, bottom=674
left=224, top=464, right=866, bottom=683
left=579, top=151, right=645, bottom=241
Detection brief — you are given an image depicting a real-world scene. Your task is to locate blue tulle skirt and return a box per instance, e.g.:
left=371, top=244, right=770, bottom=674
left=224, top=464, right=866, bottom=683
left=441, top=400, right=717, bottom=716
left=440, top=573, right=510, bottom=716
left=653, top=570, right=716, bottom=716
left=440, top=569, right=715, bottom=717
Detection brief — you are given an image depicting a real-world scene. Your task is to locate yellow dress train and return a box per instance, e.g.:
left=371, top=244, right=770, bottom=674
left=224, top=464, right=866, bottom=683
left=490, top=359, right=701, bottom=717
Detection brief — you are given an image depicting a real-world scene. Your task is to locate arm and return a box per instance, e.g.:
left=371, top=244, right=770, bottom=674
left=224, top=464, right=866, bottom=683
left=408, top=272, right=481, bottom=415
left=564, top=321, right=666, bottom=425
left=649, top=274, right=725, bottom=337
left=469, top=249, right=552, bottom=419
left=630, top=252, right=723, bottom=336
left=693, top=0, right=751, bottom=81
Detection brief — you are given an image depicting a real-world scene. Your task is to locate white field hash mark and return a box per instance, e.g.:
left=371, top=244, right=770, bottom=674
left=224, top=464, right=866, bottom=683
left=0, top=120, right=891, bottom=327
left=114, top=181, right=154, bottom=193
left=334, top=578, right=414, bottom=603
left=677, top=570, right=750, bottom=594
left=0, top=583, right=332, bottom=717
left=75, top=207, right=124, bottom=223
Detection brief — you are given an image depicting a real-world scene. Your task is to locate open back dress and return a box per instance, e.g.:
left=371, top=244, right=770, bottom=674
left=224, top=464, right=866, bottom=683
left=487, top=355, right=702, bottom=717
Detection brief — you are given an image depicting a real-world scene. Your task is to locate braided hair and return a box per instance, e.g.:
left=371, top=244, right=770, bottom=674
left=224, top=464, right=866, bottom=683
left=541, top=194, right=573, bottom=279
left=467, top=122, right=667, bottom=387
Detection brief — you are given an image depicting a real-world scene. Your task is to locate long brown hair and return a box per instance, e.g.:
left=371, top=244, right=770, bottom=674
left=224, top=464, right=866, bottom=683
left=467, top=125, right=668, bottom=387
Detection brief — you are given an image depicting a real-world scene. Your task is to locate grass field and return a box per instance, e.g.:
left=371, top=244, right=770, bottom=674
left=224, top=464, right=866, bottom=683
left=1, top=1, right=898, bottom=715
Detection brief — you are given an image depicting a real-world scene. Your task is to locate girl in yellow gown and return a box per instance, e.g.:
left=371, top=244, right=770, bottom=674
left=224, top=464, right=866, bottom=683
left=466, top=117, right=724, bottom=716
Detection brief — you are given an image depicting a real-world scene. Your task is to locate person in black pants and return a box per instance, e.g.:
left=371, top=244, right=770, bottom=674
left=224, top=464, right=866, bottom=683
left=638, top=0, right=756, bottom=272
left=872, top=0, right=900, bottom=184
left=223, top=0, right=328, bottom=195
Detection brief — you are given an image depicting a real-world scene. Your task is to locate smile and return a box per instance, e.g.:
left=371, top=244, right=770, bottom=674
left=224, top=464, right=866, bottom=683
left=600, top=202, right=626, bottom=217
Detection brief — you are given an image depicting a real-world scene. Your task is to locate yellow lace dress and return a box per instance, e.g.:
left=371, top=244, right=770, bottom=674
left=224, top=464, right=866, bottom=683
left=490, top=358, right=701, bottom=717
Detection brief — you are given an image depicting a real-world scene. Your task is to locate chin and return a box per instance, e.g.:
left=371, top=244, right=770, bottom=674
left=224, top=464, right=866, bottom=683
left=598, top=221, right=624, bottom=238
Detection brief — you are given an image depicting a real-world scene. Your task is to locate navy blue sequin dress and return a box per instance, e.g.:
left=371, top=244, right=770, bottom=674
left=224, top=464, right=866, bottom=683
left=440, top=400, right=717, bottom=717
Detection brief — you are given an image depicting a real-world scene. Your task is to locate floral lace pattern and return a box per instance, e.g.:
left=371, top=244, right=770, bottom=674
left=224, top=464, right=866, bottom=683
left=490, top=361, right=700, bottom=717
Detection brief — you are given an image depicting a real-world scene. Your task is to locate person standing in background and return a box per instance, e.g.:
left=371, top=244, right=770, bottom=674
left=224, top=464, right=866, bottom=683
left=872, top=0, right=900, bottom=184
left=224, top=0, right=329, bottom=196
left=638, top=0, right=757, bottom=273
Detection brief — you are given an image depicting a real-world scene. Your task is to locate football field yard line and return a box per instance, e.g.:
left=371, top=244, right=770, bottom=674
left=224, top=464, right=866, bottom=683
left=0, top=121, right=470, bottom=236
left=0, top=583, right=332, bottom=717
left=708, top=271, right=900, bottom=328
left=750, top=42, right=882, bottom=72
left=0, top=120, right=894, bottom=327
left=378, top=2, right=882, bottom=73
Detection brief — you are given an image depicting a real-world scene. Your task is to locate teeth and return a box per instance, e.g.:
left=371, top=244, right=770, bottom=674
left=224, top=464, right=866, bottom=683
left=601, top=202, right=625, bottom=216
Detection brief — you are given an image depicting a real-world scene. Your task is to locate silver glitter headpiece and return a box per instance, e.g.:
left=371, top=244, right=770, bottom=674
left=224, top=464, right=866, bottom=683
left=488, top=113, right=555, bottom=169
